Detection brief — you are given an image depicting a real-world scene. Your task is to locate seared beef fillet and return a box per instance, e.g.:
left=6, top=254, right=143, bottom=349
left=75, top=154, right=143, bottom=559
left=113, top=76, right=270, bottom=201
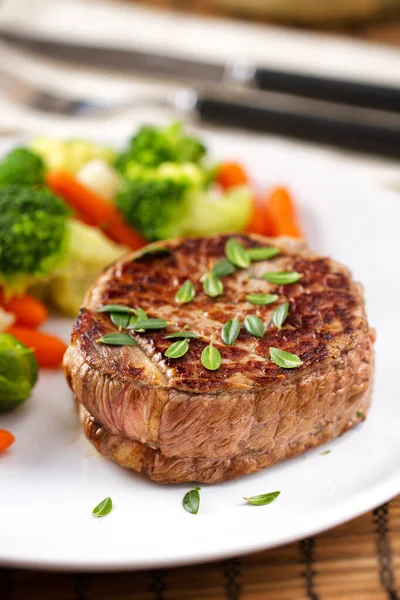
left=63, top=234, right=375, bottom=483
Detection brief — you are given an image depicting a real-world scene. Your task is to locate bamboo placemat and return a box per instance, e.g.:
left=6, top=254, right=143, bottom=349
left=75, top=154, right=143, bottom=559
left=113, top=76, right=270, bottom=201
left=1, top=495, right=399, bottom=599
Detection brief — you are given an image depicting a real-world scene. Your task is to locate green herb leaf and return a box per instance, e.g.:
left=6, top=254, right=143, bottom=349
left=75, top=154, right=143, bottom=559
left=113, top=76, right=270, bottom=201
left=175, top=279, right=196, bottom=304
left=128, top=318, right=169, bottom=331
left=321, top=450, right=331, bottom=455
left=92, top=497, right=113, bottom=517
left=165, top=339, right=189, bottom=359
left=246, top=293, right=279, bottom=306
left=182, top=487, right=200, bottom=515
left=136, top=307, right=148, bottom=321
left=110, top=312, right=130, bottom=330
left=247, top=247, right=280, bottom=261
left=212, top=258, right=236, bottom=278
left=203, top=273, right=224, bottom=298
left=269, top=347, right=303, bottom=369
left=134, top=245, right=171, bottom=259
left=272, top=302, right=289, bottom=330
left=97, top=333, right=138, bottom=346
left=201, top=345, right=222, bottom=370
left=356, top=409, right=363, bottom=418
left=96, top=304, right=135, bottom=314
left=261, top=271, right=302, bottom=285
left=244, top=315, right=265, bottom=338
left=165, top=331, right=199, bottom=339
left=221, top=319, right=241, bottom=346
left=225, top=238, right=250, bottom=268
left=243, top=491, right=280, bottom=506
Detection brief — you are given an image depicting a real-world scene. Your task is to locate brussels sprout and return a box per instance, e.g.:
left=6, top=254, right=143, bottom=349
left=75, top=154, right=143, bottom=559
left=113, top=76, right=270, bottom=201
left=0, top=333, right=38, bottom=412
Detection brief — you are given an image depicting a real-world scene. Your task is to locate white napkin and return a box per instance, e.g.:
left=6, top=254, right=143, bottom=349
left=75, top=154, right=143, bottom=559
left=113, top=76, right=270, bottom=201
left=0, top=0, right=398, bottom=190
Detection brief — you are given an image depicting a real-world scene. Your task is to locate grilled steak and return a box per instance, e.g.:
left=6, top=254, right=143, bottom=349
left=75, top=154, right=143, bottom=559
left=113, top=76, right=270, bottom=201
left=63, top=234, right=375, bottom=484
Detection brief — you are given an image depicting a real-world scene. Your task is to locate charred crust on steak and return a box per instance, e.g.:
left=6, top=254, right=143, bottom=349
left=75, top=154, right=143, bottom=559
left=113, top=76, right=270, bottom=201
left=71, top=234, right=368, bottom=391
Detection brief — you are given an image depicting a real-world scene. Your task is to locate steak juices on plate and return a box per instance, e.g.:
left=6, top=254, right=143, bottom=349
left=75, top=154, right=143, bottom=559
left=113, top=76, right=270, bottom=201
left=63, top=234, right=375, bottom=484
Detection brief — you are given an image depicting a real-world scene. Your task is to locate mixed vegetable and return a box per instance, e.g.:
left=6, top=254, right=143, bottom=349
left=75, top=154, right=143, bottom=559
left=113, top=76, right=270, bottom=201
left=0, top=121, right=303, bottom=438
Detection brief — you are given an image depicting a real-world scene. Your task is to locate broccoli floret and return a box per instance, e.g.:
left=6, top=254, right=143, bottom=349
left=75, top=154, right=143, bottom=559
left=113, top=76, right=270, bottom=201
left=115, top=122, right=206, bottom=173
left=116, top=166, right=252, bottom=241
left=46, top=220, right=127, bottom=316
left=0, top=148, right=45, bottom=187
left=0, top=333, right=38, bottom=412
left=0, top=185, right=70, bottom=295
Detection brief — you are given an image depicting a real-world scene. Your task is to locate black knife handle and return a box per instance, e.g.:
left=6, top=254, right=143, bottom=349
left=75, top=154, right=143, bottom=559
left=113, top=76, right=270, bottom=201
left=253, top=68, right=400, bottom=113
left=196, top=97, right=400, bottom=159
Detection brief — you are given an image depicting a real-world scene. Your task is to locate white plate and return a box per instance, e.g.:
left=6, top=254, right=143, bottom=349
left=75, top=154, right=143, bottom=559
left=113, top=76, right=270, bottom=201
left=1, top=131, right=400, bottom=571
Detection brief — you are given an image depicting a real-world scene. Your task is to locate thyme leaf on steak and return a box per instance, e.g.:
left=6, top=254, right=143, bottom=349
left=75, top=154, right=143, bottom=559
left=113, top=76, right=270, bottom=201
left=202, top=272, right=224, bottom=298
left=244, top=315, right=265, bottom=338
left=246, top=293, right=278, bottom=306
left=175, top=279, right=196, bottom=304
left=96, top=304, right=135, bottom=314
left=356, top=409, right=364, bottom=418
left=97, top=333, right=139, bottom=346
left=247, top=247, right=280, bottom=261
left=212, top=258, right=236, bottom=278
left=201, top=345, right=222, bottom=370
left=271, top=302, right=289, bottom=330
left=165, top=331, right=199, bottom=339
left=221, top=318, right=241, bottom=346
left=165, top=339, right=190, bottom=359
left=134, top=245, right=171, bottom=259
left=110, top=312, right=130, bottom=331
left=243, top=491, right=280, bottom=506
left=128, top=318, right=169, bottom=331
left=182, top=487, right=201, bottom=514
left=262, top=271, right=302, bottom=285
left=92, top=497, right=113, bottom=517
left=269, top=347, right=303, bottom=369
left=225, top=238, right=250, bottom=269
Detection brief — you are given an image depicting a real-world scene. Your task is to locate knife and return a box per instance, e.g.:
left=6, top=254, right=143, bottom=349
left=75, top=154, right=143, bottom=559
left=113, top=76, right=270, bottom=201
left=1, top=30, right=400, bottom=113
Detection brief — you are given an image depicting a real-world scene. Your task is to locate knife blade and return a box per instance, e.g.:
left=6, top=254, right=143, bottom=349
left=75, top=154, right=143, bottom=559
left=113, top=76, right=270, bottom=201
left=1, top=30, right=400, bottom=113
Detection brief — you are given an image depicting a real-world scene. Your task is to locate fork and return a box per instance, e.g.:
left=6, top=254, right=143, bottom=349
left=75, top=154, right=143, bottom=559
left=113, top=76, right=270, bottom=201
left=0, top=65, right=194, bottom=116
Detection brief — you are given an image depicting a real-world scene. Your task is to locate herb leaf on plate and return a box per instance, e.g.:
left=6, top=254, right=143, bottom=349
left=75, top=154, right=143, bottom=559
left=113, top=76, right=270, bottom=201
left=92, top=497, right=113, bottom=517
left=182, top=487, right=200, bottom=515
left=243, top=491, right=280, bottom=506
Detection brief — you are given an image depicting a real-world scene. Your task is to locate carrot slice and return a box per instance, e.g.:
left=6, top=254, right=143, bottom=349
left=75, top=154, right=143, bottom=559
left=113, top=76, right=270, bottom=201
left=217, top=162, right=248, bottom=190
left=46, top=170, right=146, bottom=250
left=0, top=291, right=48, bottom=328
left=0, top=430, right=15, bottom=453
left=247, top=196, right=272, bottom=236
left=263, top=187, right=303, bottom=238
left=7, top=326, right=67, bottom=368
